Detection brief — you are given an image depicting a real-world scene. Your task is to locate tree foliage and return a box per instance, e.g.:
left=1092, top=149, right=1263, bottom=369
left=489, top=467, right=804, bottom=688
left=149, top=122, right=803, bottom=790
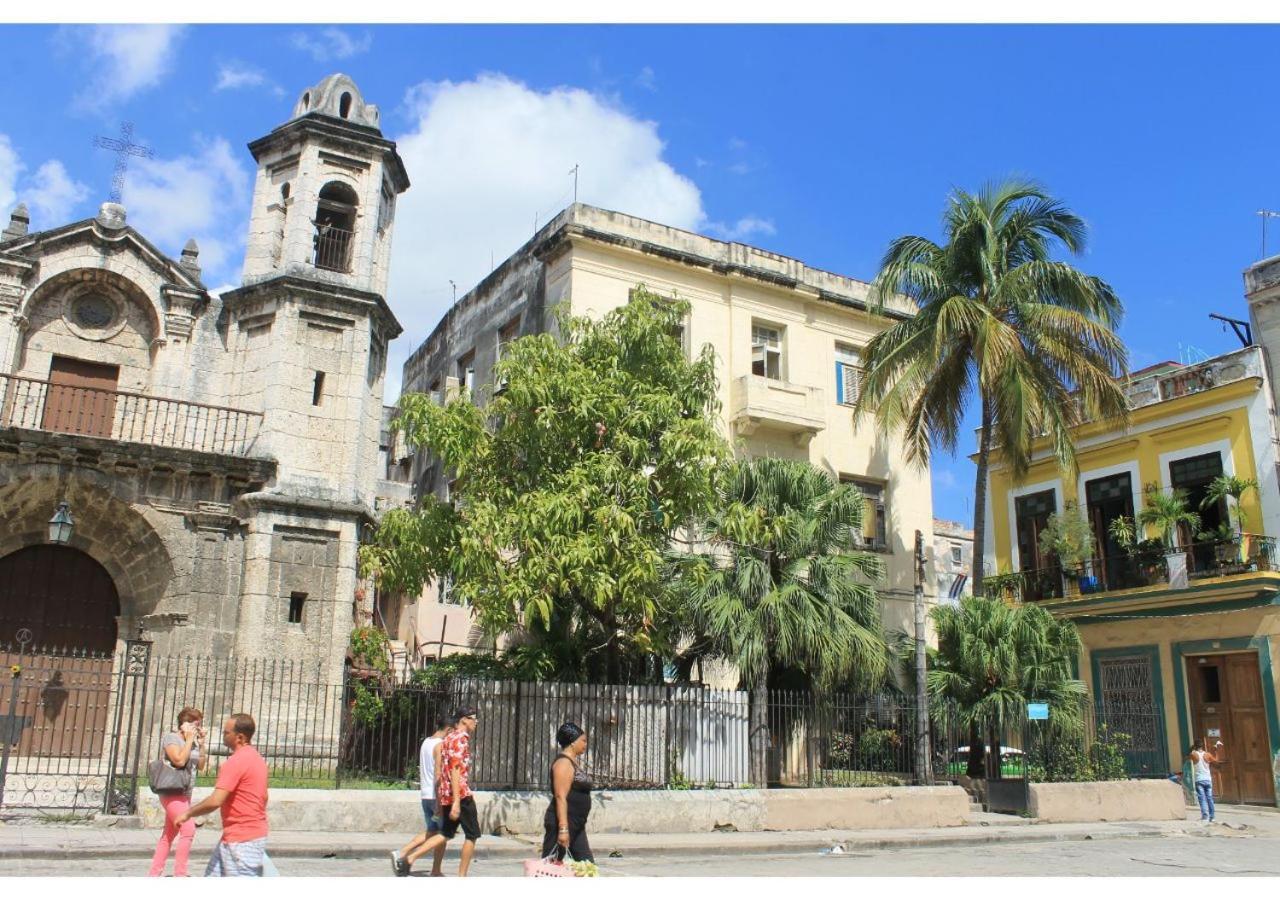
left=927, top=595, right=1086, bottom=776
left=671, top=456, right=889, bottom=691
left=856, top=179, right=1129, bottom=595
left=360, top=287, right=728, bottom=681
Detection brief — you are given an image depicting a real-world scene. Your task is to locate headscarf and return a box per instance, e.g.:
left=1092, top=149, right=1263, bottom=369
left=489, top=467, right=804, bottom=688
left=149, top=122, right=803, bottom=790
left=556, top=722, right=585, bottom=748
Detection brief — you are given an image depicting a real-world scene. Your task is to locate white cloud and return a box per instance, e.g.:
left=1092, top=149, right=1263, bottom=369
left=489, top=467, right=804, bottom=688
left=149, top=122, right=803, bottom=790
left=28, top=161, right=90, bottom=224
left=215, top=62, right=284, bottom=97
left=386, top=73, right=705, bottom=397
left=635, top=66, right=657, bottom=91
left=123, top=137, right=251, bottom=282
left=0, top=135, right=91, bottom=230
left=70, top=25, right=185, bottom=111
left=290, top=28, right=372, bottom=62
left=705, top=215, right=776, bottom=242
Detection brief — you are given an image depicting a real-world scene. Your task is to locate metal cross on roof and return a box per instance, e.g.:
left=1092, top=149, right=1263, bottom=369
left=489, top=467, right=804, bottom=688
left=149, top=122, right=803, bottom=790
left=92, top=122, right=153, bottom=204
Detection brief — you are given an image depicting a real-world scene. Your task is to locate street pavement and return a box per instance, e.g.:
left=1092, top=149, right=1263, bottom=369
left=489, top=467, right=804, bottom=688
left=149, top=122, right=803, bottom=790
left=3, top=806, right=1278, bottom=876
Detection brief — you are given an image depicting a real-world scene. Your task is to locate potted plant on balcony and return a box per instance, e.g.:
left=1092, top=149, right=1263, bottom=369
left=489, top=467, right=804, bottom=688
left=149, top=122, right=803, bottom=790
left=1038, top=504, right=1095, bottom=596
left=1197, top=522, right=1241, bottom=570
left=1137, top=486, right=1200, bottom=589
left=1109, top=515, right=1169, bottom=585
left=1201, top=474, right=1259, bottom=564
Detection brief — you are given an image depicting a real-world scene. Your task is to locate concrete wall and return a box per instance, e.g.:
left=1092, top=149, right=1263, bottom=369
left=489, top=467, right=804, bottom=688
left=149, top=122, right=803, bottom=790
left=140, top=785, right=972, bottom=834
left=1027, top=779, right=1186, bottom=823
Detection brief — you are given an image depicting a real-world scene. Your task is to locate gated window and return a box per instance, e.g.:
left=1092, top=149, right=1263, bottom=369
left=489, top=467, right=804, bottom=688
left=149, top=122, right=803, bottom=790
left=835, top=344, right=861, bottom=407
left=843, top=477, right=888, bottom=550
left=1096, top=653, right=1161, bottom=760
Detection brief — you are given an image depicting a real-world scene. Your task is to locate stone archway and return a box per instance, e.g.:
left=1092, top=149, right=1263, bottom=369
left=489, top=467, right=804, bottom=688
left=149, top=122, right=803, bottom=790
left=0, top=545, right=120, bottom=652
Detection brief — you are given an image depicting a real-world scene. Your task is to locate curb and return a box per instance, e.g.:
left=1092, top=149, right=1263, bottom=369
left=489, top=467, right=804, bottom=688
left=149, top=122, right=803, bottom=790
left=0, top=823, right=1188, bottom=861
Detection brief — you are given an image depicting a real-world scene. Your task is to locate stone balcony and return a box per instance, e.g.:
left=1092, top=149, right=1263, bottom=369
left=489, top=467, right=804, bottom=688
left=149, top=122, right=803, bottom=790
left=0, top=372, right=263, bottom=458
left=1122, top=345, right=1264, bottom=411
left=730, top=374, right=826, bottom=445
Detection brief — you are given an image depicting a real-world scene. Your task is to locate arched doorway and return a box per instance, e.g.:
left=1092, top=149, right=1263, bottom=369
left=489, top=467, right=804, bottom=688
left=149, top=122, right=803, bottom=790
left=0, top=545, right=119, bottom=759
left=0, top=545, right=120, bottom=651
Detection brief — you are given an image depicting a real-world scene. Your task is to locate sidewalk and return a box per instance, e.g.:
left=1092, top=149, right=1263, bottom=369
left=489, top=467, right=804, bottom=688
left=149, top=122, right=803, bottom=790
left=0, top=807, right=1267, bottom=862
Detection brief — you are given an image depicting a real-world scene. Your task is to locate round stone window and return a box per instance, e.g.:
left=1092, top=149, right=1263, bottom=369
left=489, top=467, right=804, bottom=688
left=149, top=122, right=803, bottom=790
left=73, top=293, right=115, bottom=328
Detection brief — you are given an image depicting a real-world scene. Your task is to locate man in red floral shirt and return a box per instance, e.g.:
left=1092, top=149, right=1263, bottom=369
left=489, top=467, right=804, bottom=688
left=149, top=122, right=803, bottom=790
left=414, top=707, right=481, bottom=876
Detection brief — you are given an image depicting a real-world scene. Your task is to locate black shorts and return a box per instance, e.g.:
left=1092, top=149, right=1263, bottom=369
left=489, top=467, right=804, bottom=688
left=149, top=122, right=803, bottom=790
left=440, top=797, right=481, bottom=842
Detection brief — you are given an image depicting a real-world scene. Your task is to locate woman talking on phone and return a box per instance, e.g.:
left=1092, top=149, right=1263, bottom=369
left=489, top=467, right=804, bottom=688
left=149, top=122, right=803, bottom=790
left=540, top=722, right=594, bottom=864
left=148, top=706, right=209, bottom=876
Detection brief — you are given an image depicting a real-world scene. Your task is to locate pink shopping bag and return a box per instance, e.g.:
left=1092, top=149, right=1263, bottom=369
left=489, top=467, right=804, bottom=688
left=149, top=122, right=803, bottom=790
left=523, top=855, right=575, bottom=878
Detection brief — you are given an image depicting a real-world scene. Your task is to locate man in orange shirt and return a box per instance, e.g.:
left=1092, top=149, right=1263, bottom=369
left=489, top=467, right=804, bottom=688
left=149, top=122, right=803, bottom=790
left=177, top=712, right=269, bottom=876
left=408, top=707, right=481, bottom=876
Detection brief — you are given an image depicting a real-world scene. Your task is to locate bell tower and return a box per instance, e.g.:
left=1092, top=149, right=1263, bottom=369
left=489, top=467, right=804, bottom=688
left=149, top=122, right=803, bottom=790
left=219, top=75, right=408, bottom=672
left=241, top=73, right=408, bottom=295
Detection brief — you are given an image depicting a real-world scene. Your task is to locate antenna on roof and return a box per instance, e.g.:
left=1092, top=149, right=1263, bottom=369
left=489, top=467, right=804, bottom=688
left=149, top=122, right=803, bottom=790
left=1209, top=313, right=1253, bottom=348
left=449, top=280, right=456, bottom=304
left=570, top=163, right=579, bottom=205
left=1259, top=210, right=1280, bottom=259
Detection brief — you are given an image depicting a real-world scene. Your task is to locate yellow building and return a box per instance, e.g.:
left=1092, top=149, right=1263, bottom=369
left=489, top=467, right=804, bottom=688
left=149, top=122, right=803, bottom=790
left=383, top=204, right=938, bottom=677
left=980, top=256, right=1280, bottom=806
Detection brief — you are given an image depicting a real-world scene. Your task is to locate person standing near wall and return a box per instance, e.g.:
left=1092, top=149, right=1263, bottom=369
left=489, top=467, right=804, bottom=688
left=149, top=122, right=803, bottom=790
left=1188, top=738, right=1225, bottom=823
left=391, top=714, right=450, bottom=876
left=176, top=713, right=270, bottom=876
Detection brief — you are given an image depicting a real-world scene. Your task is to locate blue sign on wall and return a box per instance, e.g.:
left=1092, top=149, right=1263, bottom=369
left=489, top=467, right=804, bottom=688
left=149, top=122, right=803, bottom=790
left=1027, top=702, right=1049, bottom=720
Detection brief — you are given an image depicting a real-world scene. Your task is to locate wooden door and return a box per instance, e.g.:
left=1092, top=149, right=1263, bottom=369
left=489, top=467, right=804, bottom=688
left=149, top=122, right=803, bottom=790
left=1187, top=653, right=1276, bottom=805
left=40, top=356, right=119, bottom=438
left=1225, top=655, right=1274, bottom=804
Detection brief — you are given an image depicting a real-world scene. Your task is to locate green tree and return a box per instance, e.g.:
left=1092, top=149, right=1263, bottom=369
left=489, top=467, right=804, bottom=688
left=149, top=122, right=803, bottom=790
left=1202, top=474, right=1260, bottom=534
left=671, top=457, right=888, bottom=784
left=857, top=180, right=1129, bottom=596
left=928, top=595, right=1085, bottom=778
left=361, top=287, right=728, bottom=682
left=1137, top=486, right=1200, bottom=549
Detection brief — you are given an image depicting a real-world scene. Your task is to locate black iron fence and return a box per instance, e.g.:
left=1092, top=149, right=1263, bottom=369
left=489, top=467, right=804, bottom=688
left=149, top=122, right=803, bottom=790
left=0, top=644, right=1173, bottom=812
left=313, top=224, right=353, bottom=273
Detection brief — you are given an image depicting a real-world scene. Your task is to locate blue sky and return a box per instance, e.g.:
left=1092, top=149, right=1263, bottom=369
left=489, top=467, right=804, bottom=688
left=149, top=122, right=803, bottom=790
left=2, top=24, right=1277, bottom=526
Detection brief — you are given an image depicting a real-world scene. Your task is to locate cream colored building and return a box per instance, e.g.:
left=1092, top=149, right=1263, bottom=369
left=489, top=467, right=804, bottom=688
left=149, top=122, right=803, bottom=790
left=385, top=204, right=937, bottom=676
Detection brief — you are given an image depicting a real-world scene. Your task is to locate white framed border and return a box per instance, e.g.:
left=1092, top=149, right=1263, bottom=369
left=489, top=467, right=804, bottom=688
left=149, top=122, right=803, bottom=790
left=1006, top=477, right=1064, bottom=572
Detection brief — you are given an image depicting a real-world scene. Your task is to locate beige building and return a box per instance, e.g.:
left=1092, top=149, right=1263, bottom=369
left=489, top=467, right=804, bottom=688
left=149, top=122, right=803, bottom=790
left=384, top=204, right=938, bottom=672
left=0, top=73, right=406, bottom=679
left=933, top=518, right=974, bottom=604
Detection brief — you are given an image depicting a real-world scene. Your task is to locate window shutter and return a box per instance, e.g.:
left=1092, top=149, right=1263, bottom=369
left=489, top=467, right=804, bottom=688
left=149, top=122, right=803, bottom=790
left=840, top=363, right=860, bottom=406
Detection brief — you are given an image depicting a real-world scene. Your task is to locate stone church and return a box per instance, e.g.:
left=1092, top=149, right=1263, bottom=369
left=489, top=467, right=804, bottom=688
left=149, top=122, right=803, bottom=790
left=0, top=74, right=406, bottom=679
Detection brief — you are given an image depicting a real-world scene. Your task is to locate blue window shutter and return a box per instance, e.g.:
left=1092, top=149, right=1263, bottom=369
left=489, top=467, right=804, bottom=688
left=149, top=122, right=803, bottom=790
left=835, top=362, right=844, bottom=404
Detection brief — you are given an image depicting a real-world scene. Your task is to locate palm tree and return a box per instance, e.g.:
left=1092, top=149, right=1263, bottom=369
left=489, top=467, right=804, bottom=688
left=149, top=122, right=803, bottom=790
left=1202, top=474, right=1259, bottom=534
left=928, top=596, right=1085, bottom=778
left=1137, top=486, right=1200, bottom=549
left=857, top=180, right=1130, bottom=597
left=672, top=457, right=888, bottom=785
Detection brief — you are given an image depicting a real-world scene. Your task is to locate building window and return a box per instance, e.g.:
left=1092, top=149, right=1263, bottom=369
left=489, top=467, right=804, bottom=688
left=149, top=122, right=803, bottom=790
left=312, top=371, right=325, bottom=406
left=835, top=344, right=862, bottom=406
left=438, top=576, right=465, bottom=606
left=495, top=316, right=520, bottom=391
left=377, top=180, right=395, bottom=232
left=751, top=323, right=783, bottom=380
left=457, top=351, right=476, bottom=394
left=951, top=544, right=962, bottom=565
left=843, top=477, right=888, bottom=550
left=313, top=181, right=357, bottom=273
left=288, top=592, right=307, bottom=625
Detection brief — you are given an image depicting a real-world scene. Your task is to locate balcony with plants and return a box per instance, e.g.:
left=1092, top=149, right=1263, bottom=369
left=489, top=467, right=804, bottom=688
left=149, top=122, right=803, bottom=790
left=995, top=477, right=1276, bottom=607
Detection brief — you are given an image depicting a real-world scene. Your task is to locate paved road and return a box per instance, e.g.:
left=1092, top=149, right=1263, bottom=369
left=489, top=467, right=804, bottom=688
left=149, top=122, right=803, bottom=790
left=7, top=829, right=1278, bottom=876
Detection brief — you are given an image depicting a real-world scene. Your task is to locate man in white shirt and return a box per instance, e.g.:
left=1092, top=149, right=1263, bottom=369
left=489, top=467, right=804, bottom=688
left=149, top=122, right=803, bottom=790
left=391, top=715, right=450, bottom=876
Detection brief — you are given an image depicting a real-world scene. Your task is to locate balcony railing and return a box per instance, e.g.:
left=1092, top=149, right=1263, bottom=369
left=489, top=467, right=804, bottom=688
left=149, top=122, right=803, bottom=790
left=1002, top=534, right=1277, bottom=603
left=0, top=373, right=261, bottom=456
left=313, top=224, right=353, bottom=273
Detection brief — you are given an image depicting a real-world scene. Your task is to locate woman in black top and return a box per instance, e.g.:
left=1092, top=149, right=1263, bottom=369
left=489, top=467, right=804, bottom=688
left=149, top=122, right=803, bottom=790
left=541, top=722, right=593, bottom=863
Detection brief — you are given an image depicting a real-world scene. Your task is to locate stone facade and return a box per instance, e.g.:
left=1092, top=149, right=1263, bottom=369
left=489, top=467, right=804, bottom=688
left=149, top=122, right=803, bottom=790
left=390, top=203, right=937, bottom=664
left=0, top=74, right=406, bottom=678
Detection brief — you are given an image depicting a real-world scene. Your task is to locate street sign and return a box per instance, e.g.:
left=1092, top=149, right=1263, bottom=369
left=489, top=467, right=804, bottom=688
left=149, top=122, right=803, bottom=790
left=1027, top=702, right=1049, bottom=720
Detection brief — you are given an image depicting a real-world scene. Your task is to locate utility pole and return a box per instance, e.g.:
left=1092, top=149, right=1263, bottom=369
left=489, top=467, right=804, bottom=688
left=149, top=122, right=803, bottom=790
left=914, top=530, right=933, bottom=785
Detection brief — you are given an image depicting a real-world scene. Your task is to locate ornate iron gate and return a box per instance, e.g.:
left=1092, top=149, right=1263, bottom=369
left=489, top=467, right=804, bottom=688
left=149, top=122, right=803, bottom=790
left=0, top=637, right=153, bottom=813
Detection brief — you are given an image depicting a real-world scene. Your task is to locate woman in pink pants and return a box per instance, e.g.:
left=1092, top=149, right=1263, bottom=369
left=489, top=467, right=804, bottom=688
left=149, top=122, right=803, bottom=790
left=148, top=707, right=208, bottom=876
